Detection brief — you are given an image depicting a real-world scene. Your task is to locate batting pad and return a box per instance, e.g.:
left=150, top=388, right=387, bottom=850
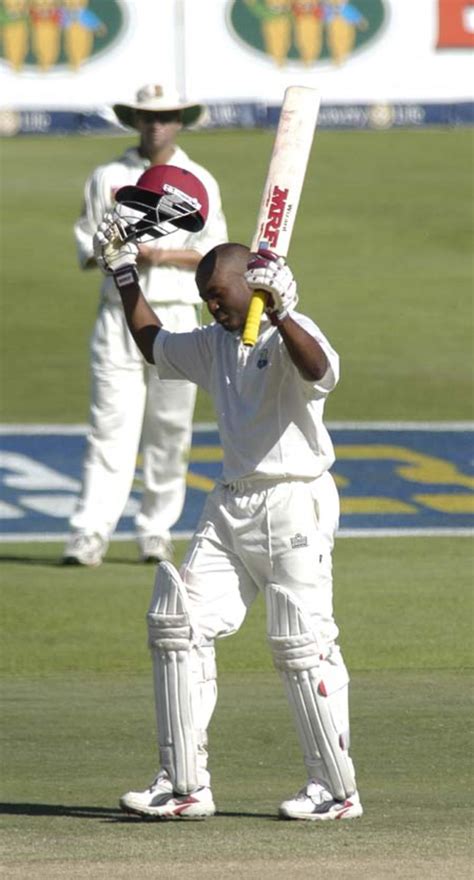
left=266, top=583, right=355, bottom=801
left=147, top=561, right=199, bottom=794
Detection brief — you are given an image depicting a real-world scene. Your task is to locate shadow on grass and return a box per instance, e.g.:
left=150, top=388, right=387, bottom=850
left=0, top=802, right=122, bottom=819
left=0, top=554, right=64, bottom=566
left=0, top=802, right=277, bottom=821
left=0, top=554, right=146, bottom=567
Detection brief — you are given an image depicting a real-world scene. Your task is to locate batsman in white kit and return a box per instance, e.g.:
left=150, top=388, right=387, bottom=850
left=92, top=153, right=363, bottom=822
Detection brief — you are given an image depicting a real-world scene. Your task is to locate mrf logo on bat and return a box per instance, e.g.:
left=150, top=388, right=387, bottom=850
left=260, top=185, right=291, bottom=249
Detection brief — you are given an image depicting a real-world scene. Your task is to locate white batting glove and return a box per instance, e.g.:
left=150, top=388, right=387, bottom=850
left=93, top=210, right=139, bottom=287
left=245, top=250, right=298, bottom=322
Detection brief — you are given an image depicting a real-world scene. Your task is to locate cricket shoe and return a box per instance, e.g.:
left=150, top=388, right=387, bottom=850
left=62, top=532, right=107, bottom=567
left=120, top=772, right=215, bottom=820
left=279, top=779, right=363, bottom=821
left=138, top=535, right=174, bottom=564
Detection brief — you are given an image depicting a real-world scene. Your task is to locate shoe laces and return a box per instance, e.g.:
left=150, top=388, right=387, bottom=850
left=142, top=536, right=172, bottom=557
left=148, top=770, right=171, bottom=792
left=146, top=536, right=166, bottom=551
left=301, top=780, right=333, bottom=804
left=73, top=533, right=103, bottom=551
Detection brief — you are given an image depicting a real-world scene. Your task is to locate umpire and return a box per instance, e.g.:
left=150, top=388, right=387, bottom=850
left=63, top=84, right=228, bottom=567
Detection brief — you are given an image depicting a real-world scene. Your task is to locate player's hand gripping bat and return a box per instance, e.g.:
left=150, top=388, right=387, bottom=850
left=242, top=86, right=321, bottom=347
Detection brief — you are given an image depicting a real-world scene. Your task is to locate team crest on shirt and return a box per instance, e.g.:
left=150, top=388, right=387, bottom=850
left=257, top=348, right=269, bottom=369
left=290, top=533, right=308, bottom=549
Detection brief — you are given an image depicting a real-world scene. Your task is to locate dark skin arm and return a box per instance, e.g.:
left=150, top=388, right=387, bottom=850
left=117, top=278, right=161, bottom=364
left=244, top=249, right=329, bottom=382
left=114, top=270, right=328, bottom=380
left=269, top=311, right=329, bottom=382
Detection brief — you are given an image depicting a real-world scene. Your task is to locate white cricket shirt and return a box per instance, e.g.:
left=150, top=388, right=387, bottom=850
left=153, top=313, right=339, bottom=482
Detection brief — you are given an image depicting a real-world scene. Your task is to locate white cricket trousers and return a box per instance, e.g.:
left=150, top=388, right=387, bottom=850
left=181, top=472, right=341, bottom=647
left=70, top=302, right=198, bottom=541
left=176, top=472, right=344, bottom=787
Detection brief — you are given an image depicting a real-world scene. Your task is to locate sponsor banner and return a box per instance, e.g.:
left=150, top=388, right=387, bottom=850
left=0, top=424, right=472, bottom=540
left=0, top=109, right=116, bottom=136
left=0, top=1, right=472, bottom=114
left=1, top=101, right=472, bottom=137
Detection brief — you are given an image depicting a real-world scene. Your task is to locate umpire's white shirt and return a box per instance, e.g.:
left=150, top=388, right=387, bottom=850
left=153, top=313, right=339, bottom=482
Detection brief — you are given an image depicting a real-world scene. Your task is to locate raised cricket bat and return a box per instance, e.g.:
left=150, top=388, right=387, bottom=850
left=242, top=85, right=321, bottom=347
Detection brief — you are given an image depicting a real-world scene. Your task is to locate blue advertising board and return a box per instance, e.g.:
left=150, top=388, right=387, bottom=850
left=1, top=424, right=472, bottom=540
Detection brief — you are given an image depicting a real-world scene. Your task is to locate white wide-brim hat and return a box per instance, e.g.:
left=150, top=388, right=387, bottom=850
left=113, top=84, right=203, bottom=129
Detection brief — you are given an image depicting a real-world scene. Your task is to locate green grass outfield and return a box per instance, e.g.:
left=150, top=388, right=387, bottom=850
left=1, top=128, right=473, bottom=423
left=0, top=128, right=473, bottom=877
left=0, top=537, right=473, bottom=880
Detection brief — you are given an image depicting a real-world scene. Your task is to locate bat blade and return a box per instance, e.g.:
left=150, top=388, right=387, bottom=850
left=243, top=86, right=321, bottom=347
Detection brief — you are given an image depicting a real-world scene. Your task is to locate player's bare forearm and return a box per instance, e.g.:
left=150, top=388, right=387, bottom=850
left=137, top=245, right=202, bottom=270
left=276, top=315, right=328, bottom=381
left=117, top=278, right=161, bottom=364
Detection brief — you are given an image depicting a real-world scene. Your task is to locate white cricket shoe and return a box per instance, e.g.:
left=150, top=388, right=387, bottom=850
left=138, top=535, right=174, bottom=564
left=279, top=779, right=363, bottom=821
left=62, top=532, right=107, bottom=567
left=120, top=772, right=215, bottom=820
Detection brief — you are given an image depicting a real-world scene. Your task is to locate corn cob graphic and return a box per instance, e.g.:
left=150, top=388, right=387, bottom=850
left=30, top=0, right=61, bottom=71
left=292, top=2, right=324, bottom=64
left=1, top=0, right=29, bottom=71
left=246, top=0, right=292, bottom=66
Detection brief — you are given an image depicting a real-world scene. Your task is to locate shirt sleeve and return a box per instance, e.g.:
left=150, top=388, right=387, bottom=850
left=73, top=165, right=112, bottom=269
left=152, top=326, right=214, bottom=391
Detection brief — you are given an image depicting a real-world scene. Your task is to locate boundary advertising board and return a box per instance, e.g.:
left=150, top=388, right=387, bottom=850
left=1, top=424, right=472, bottom=541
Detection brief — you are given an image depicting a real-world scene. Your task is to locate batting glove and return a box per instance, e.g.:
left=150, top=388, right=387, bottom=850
left=245, top=250, right=298, bottom=323
left=93, top=210, right=139, bottom=288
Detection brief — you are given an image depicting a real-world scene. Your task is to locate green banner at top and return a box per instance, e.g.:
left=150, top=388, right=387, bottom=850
left=228, top=0, right=386, bottom=67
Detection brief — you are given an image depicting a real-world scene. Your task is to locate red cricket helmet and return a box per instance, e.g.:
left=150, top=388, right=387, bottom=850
left=115, top=165, right=209, bottom=236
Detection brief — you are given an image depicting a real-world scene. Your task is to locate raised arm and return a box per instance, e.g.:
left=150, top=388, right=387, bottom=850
left=270, top=313, right=328, bottom=381
left=94, top=213, right=161, bottom=364
left=245, top=251, right=328, bottom=382
left=117, top=279, right=161, bottom=365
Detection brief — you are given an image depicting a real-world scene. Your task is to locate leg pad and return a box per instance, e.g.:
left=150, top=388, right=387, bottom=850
left=147, top=562, right=198, bottom=794
left=266, top=583, right=355, bottom=800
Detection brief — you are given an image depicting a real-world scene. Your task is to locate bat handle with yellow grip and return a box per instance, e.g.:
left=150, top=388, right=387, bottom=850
left=242, top=290, right=267, bottom=347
